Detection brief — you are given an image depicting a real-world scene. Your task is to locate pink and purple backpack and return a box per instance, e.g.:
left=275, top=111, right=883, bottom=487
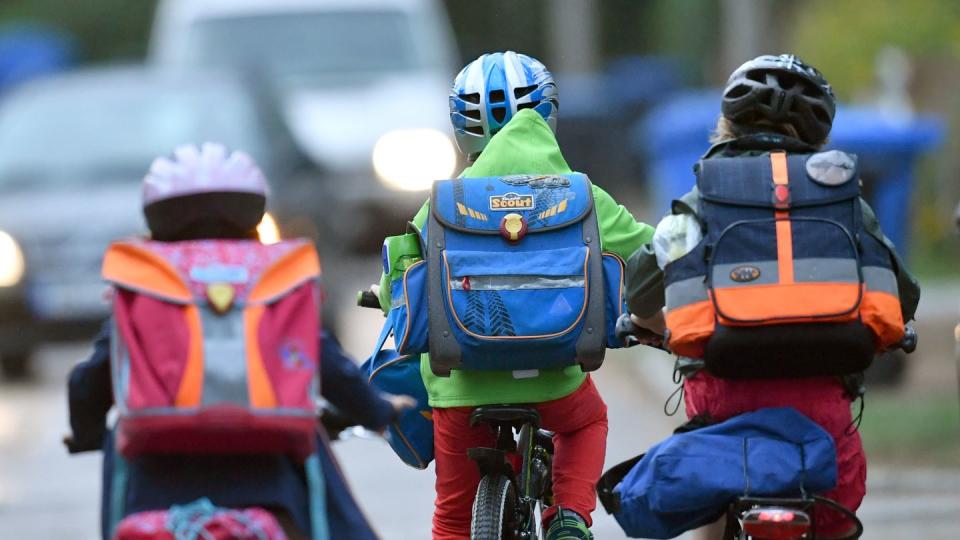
left=102, top=239, right=321, bottom=461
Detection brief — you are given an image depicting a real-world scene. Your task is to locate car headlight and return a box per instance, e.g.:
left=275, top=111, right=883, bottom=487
left=372, top=128, right=458, bottom=191
left=257, top=213, right=281, bottom=245
left=0, top=230, right=24, bottom=287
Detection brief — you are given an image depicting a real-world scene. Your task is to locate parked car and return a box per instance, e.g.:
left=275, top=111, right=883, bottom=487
left=149, top=0, right=462, bottom=246
left=0, top=65, right=313, bottom=378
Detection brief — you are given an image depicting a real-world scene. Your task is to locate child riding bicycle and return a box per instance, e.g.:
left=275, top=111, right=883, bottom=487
left=66, top=143, right=412, bottom=540
left=624, top=54, right=921, bottom=538
left=375, top=51, right=655, bottom=540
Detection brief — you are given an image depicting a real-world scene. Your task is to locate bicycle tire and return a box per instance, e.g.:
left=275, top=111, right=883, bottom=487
left=470, top=474, right=518, bottom=540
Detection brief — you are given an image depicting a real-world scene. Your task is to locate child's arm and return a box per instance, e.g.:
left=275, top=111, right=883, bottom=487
left=319, top=330, right=402, bottom=431
left=624, top=188, right=701, bottom=320
left=66, top=320, right=113, bottom=452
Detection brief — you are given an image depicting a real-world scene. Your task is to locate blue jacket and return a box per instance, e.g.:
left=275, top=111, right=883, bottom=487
left=68, top=322, right=394, bottom=540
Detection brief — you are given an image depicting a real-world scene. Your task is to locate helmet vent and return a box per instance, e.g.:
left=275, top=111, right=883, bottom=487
left=465, top=126, right=485, bottom=136
left=462, top=109, right=481, bottom=121
left=489, top=89, right=506, bottom=103
left=517, top=101, right=539, bottom=111
left=812, top=106, right=832, bottom=124
left=725, top=84, right=750, bottom=99
left=514, top=85, right=537, bottom=98
left=491, top=107, right=507, bottom=123
left=746, top=70, right=766, bottom=83
left=802, top=84, right=824, bottom=98
left=459, top=92, right=481, bottom=104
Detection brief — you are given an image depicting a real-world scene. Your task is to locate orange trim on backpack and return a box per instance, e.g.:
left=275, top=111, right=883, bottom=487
left=665, top=299, right=715, bottom=358
left=174, top=304, right=204, bottom=407
left=770, top=152, right=795, bottom=285
left=245, top=305, right=278, bottom=408
left=713, top=282, right=861, bottom=325
left=861, top=290, right=905, bottom=349
left=102, top=242, right=192, bottom=302
left=249, top=242, right=321, bottom=304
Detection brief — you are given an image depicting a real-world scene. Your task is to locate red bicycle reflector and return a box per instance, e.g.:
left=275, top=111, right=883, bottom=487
left=742, top=507, right=810, bottom=539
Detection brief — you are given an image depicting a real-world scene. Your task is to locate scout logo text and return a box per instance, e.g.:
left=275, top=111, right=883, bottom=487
left=490, top=192, right=534, bottom=211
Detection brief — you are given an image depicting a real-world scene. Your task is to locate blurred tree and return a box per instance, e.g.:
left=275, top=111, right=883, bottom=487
left=791, top=0, right=960, bottom=273
left=443, top=0, right=550, bottom=64
left=443, top=0, right=717, bottom=79
left=789, top=0, right=960, bottom=99
left=0, top=0, right=158, bottom=62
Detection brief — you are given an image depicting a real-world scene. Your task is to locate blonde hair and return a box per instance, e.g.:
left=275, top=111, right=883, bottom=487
left=709, top=116, right=826, bottom=148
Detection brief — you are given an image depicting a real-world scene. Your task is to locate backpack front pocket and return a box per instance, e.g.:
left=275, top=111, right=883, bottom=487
left=443, top=246, right=589, bottom=340
left=710, top=217, right=863, bottom=325
left=391, top=260, right=428, bottom=355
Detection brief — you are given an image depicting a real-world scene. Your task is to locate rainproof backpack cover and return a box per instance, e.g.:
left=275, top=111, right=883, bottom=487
left=664, top=151, right=904, bottom=378
left=597, top=408, right=837, bottom=539
left=103, top=239, right=321, bottom=461
left=423, top=173, right=627, bottom=375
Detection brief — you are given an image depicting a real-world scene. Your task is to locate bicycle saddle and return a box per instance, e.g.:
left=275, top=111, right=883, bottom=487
left=470, top=406, right=541, bottom=430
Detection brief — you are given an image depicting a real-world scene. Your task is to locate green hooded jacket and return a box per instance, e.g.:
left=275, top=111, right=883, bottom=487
left=379, top=109, right=654, bottom=407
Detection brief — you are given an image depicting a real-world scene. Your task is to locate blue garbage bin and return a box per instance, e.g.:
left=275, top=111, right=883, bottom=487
left=635, top=90, right=944, bottom=257
left=0, top=24, right=77, bottom=94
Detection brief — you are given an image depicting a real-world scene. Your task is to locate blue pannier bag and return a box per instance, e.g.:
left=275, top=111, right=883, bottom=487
left=415, top=173, right=627, bottom=376
left=596, top=408, right=837, bottom=539
left=361, top=312, right=434, bottom=469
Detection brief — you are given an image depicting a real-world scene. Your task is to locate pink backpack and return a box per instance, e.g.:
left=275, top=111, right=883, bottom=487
left=103, top=239, right=321, bottom=461
left=113, top=499, right=288, bottom=540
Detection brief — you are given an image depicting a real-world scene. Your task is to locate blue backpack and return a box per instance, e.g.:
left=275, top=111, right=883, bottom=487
left=361, top=313, right=434, bottom=470
left=388, top=173, right=626, bottom=376
left=596, top=408, right=838, bottom=539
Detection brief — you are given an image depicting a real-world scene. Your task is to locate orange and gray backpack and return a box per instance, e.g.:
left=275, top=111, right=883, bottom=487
left=102, top=239, right=321, bottom=461
left=663, top=150, right=904, bottom=378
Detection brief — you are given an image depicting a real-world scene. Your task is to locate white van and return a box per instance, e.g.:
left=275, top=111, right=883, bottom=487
left=150, top=0, right=462, bottom=242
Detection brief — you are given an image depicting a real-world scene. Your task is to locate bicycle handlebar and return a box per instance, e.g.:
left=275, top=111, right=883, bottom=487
left=897, top=326, right=918, bottom=354
left=615, top=312, right=918, bottom=355
left=356, top=289, right=380, bottom=309
left=615, top=313, right=667, bottom=351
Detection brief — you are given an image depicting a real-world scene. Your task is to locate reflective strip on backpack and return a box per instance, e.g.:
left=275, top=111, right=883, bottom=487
left=710, top=258, right=861, bottom=289
left=665, top=276, right=709, bottom=310
left=449, top=275, right=585, bottom=291
left=863, top=266, right=898, bottom=296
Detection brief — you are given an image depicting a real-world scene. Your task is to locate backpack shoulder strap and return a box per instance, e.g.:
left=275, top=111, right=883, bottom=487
left=575, top=177, right=605, bottom=371
left=426, top=200, right=461, bottom=376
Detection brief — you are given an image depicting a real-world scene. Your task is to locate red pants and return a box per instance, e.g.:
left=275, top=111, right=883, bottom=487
left=432, top=377, right=608, bottom=540
left=684, top=372, right=866, bottom=538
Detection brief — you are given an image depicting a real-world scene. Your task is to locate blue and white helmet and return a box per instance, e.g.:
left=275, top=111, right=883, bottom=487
left=449, top=51, right=559, bottom=160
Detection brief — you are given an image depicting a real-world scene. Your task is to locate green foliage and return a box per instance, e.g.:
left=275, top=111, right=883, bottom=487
left=790, top=0, right=960, bottom=99
left=859, top=392, right=960, bottom=466
left=0, top=0, right=158, bottom=62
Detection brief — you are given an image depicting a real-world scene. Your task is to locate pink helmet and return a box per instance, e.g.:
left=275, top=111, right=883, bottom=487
left=143, top=143, right=269, bottom=240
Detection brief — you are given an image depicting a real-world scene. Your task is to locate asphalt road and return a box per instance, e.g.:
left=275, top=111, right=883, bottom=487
left=0, top=257, right=958, bottom=539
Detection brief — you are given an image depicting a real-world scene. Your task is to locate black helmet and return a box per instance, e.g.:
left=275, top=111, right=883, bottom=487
left=722, top=54, right=836, bottom=145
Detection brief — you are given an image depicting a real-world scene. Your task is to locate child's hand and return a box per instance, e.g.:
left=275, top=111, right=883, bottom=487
left=630, top=310, right=666, bottom=336
left=386, top=394, right=417, bottom=414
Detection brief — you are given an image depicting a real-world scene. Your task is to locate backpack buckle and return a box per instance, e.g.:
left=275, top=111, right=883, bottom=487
left=772, top=184, right=791, bottom=209
left=499, top=213, right=528, bottom=242
left=206, top=283, right=236, bottom=314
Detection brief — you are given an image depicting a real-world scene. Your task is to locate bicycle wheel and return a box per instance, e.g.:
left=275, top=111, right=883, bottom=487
left=470, top=474, right=518, bottom=540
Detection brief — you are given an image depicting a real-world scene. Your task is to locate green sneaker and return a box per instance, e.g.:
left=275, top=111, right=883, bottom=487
left=544, top=508, right=593, bottom=540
